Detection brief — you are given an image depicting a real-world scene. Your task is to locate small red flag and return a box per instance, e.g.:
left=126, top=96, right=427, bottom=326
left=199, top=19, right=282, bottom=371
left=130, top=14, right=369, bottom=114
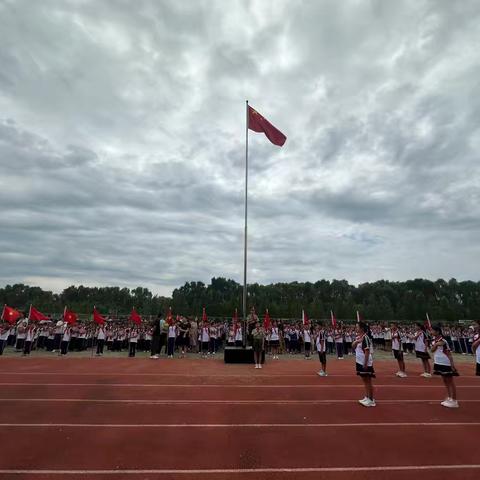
left=29, top=306, right=49, bottom=322
left=302, top=309, right=309, bottom=327
left=264, top=309, right=271, bottom=330
left=202, top=307, right=208, bottom=325
left=330, top=310, right=337, bottom=328
left=64, top=308, right=78, bottom=325
left=166, top=307, right=173, bottom=326
left=248, top=105, right=286, bottom=147
left=93, top=307, right=106, bottom=325
left=130, top=308, right=142, bottom=326
left=1, top=305, right=22, bottom=324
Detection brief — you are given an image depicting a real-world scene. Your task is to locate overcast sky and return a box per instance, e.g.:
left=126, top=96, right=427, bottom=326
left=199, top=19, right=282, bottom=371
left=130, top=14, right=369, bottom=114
left=1, top=0, right=479, bottom=296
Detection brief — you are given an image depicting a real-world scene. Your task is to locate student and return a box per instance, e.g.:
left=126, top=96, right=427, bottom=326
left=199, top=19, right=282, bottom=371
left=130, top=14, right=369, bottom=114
left=128, top=328, right=138, bottom=357
left=472, top=322, right=480, bottom=376
left=251, top=322, right=265, bottom=369
left=209, top=323, right=218, bottom=355
left=352, top=322, right=375, bottom=407
left=22, top=323, right=35, bottom=356
left=270, top=322, right=280, bottom=359
left=0, top=323, right=9, bottom=355
left=315, top=324, right=328, bottom=376
left=391, top=323, right=407, bottom=377
left=303, top=326, right=312, bottom=359
left=96, top=324, right=106, bottom=356
left=167, top=323, right=177, bottom=358
left=334, top=328, right=344, bottom=359
left=15, top=322, right=26, bottom=352
left=234, top=323, right=242, bottom=347
left=431, top=324, right=459, bottom=408
left=60, top=324, right=71, bottom=356
left=227, top=325, right=235, bottom=347
left=414, top=323, right=432, bottom=377
left=201, top=323, right=210, bottom=358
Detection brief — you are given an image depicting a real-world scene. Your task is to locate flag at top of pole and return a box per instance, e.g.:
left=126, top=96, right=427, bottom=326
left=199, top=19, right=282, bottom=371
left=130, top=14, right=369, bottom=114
left=302, top=309, right=309, bottom=327
left=264, top=309, right=271, bottom=330
left=248, top=105, right=287, bottom=147
left=202, top=307, right=208, bottom=325
left=1, top=305, right=22, bottom=324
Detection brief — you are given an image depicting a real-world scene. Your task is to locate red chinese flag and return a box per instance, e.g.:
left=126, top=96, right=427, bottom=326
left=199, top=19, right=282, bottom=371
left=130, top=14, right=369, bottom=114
left=330, top=310, right=337, bottom=328
left=29, top=306, right=49, bottom=322
left=248, top=105, right=286, bottom=147
left=202, top=307, right=207, bottom=325
left=64, top=309, right=78, bottom=325
left=130, top=308, right=142, bottom=326
left=302, top=309, right=309, bottom=327
left=93, top=307, right=106, bottom=325
left=2, top=305, right=22, bottom=324
left=264, top=309, right=271, bottom=330
left=166, top=307, right=173, bottom=326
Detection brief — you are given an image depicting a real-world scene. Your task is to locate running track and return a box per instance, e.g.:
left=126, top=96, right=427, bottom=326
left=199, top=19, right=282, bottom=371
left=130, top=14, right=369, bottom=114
left=0, top=357, right=478, bottom=480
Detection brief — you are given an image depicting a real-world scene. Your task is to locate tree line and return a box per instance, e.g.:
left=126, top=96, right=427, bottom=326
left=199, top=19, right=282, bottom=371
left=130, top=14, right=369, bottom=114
left=1, top=277, right=479, bottom=323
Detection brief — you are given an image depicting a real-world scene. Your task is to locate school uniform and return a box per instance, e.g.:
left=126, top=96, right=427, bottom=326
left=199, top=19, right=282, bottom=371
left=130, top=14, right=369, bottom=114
left=129, top=330, right=138, bottom=357
left=227, top=329, right=235, bottom=347
left=316, top=331, right=327, bottom=369
left=53, top=326, right=63, bottom=351
left=234, top=327, right=242, bottom=347
left=0, top=326, right=9, bottom=355
left=167, top=325, right=176, bottom=357
left=96, top=327, right=106, bottom=355
left=46, top=329, right=55, bottom=351
left=334, top=330, right=344, bottom=358
left=61, top=327, right=71, bottom=355
left=23, top=327, right=35, bottom=355
left=432, top=336, right=458, bottom=377
left=473, top=333, right=480, bottom=376
left=7, top=326, right=16, bottom=346
left=209, top=326, right=217, bottom=354
left=15, top=326, right=26, bottom=351
left=414, top=331, right=431, bottom=360
left=355, top=334, right=375, bottom=377
left=303, top=329, right=312, bottom=357
left=391, top=330, right=403, bottom=360
left=201, top=327, right=210, bottom=353
left=270, top=327, right=280, bottom=347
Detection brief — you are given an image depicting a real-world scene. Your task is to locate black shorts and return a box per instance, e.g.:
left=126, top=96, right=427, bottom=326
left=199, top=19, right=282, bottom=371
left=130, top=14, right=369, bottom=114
left=317, top=352, right=326, bottom=364
left=304, top=342, right=311, bottom=350
left=415, top=350, right=431, bottom=360
left=393, top=349, right=403, bottom=361
left=476, top=363, right=480, bottom=376
left=433, top=363, right=459, bottom=377
left=269, top=340, right=280, bottom=347
left=356, top=363, right=375, bottom=378
left=201, top=341, right=209, bottom=351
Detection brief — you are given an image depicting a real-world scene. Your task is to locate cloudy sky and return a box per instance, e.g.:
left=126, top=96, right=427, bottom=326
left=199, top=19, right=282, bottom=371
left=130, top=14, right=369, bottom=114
left=1, top=0, right=479, bottom=296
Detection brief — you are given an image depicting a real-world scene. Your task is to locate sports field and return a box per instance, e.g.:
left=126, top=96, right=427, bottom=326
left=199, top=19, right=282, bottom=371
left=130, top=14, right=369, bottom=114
left=0, top=356, right=478, bottom=480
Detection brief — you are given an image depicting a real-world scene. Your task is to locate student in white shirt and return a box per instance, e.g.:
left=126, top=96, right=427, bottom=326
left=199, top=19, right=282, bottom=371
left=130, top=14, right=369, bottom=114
left=471, top=322, right=480, bottom=377
left=391, top=323, right=407, bottom=377
left=201, top=324, right=210, bottom=358
left=0, top=323, right=10, bottom=355
left=352, top=322, right=376, bottom=407
left=315, top=324, right=328, bottom=376
left=234, top=323, right=242, bottom=348
left=303, top=327, right=312, bottom=359
left=60, top=325, right=71, bottom=356
left=96, top=325, right=106, bottom=356
left=270, top=322, right=280, bottom=359
left=209, top=324, right=218, bottom=355
left=414, top=323, right=432, bottom=377
left=22, top=324, right=36, bottom=356
left=431, top=325, right=459, bottom=408
left=167, top=323, right=177, bottom=358
left=128, top=328, right=138, bottom=357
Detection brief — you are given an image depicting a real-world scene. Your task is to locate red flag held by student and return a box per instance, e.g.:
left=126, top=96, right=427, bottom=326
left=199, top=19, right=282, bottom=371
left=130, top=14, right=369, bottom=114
left=1, top=305, right=22, bottom=324
left=64, top=308, right=78, bottom=325
left=264, top=309, right=271, bottom=330
left=330, top=310, right=337, bottom=328
left=29, top=305, right=48, bottom=322
left=202, top=307, right=208, bottom=326
left=248, top=105, right=286, bottom=147
left=302, top=309, right=309, bottom=327
left=93, top=307, right=106, bottom=325
left=166, top=307, right=174, bottom=326
left=130, top=308, right=142, bottom=326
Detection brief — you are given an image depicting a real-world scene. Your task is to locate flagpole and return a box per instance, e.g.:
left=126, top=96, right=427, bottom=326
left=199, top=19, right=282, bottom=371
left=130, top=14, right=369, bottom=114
left=242, top=99, right=249, bottom=348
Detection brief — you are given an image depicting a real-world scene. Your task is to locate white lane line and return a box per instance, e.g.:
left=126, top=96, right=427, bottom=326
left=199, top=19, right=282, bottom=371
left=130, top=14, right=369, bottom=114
left=0, top=465, right=479, bottom=474
left=0, top=398, right=479, bottom=404
left=0, top=383, right=478, bottom=388
left=0, top=422, right=478, bottom=428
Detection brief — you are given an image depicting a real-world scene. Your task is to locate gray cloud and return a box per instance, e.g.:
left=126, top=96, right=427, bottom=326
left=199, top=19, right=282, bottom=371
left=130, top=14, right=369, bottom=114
left=0, top=0, right=479, bottom=295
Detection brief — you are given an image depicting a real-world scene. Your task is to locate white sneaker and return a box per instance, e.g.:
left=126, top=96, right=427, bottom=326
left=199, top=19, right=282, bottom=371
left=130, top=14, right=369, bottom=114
left=358, top=397, right=369, bottom=406
left=255, top=364, right=259, bottom=369
left=317, top=370, right=325, bottom=376
left=421, top=372, right=432, bottom=378
left=259, top=364, right=262, bottom=369
left=150, top=355, right=159, bottom=359
left=398, top=372, right=408, bottom=378
left=366, top=399, right=376, bottom=407
left=442, top=399, right=459, bottom=408
left=396, top=371, right=402, bottom=377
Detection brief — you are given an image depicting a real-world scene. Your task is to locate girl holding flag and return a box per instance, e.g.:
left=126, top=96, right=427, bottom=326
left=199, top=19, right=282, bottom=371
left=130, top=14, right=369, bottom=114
left=431, top=324, right=459, bottom=408
left=270, top=321, right=280, bottom=359
left=315, top=323, right=328, bottom=376
left=252, top=321, right=265, bottom=369
left=414, top=322, right=432, bottom=377
left=352, top=321, right=376, bottom=407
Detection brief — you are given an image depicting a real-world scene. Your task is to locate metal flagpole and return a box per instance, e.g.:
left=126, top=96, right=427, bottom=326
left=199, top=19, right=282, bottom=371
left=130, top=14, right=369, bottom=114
left=242, top=100, right=249, bottom=348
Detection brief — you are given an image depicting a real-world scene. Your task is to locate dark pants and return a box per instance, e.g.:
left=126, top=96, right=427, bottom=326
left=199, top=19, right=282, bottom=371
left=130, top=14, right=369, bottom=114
left=61, top=340, right=69, bottom=355
left=46, top=338, right=54, bottom=351
left=209, top=338, right=217, bottom=354
left=0, top=339, right=6, bottom=355
left=15, top=338, right=25, bottom=351
left=336, top=342, right=344, bottom=358
left=159, top=333, right=167, bottom=355
left=53, top=334, right=62, bottom=351
left=37, top=336, right=46, bottom=349
left=129, top=342, right=136, bottom=357
left=167, top=337, right=175, bottom=356
left=327, top=341, right=334, bottom=354
left=96, top=339, right=105, bottom=355
left=151, top=336, right=160, bottom=356
left=7, top=334, right=16, bottom=346
left=23, top=340, right=32, bottom=355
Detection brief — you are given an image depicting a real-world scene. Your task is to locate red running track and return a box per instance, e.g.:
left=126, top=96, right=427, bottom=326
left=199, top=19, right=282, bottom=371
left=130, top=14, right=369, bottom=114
left=0, top=357, right=478, bottom=480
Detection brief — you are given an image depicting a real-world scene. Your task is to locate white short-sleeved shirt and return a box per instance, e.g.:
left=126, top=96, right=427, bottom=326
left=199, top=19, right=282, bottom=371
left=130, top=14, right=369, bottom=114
left=303, top=330, right=311, bottom=343
left=391, top=331, right=401, bottom=351
left=168, top=326, right=176, bottom=338
left=432, top=337, right=451, bottom=366
left=474, top=333, right=480, bottom=363
left=270, top=328, right=279, bottom=341
left=355, top=335, right=373, bottom=367
left=415, top=332, right=427, bottom=352
left=316, top=332, right=326, bottom=352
